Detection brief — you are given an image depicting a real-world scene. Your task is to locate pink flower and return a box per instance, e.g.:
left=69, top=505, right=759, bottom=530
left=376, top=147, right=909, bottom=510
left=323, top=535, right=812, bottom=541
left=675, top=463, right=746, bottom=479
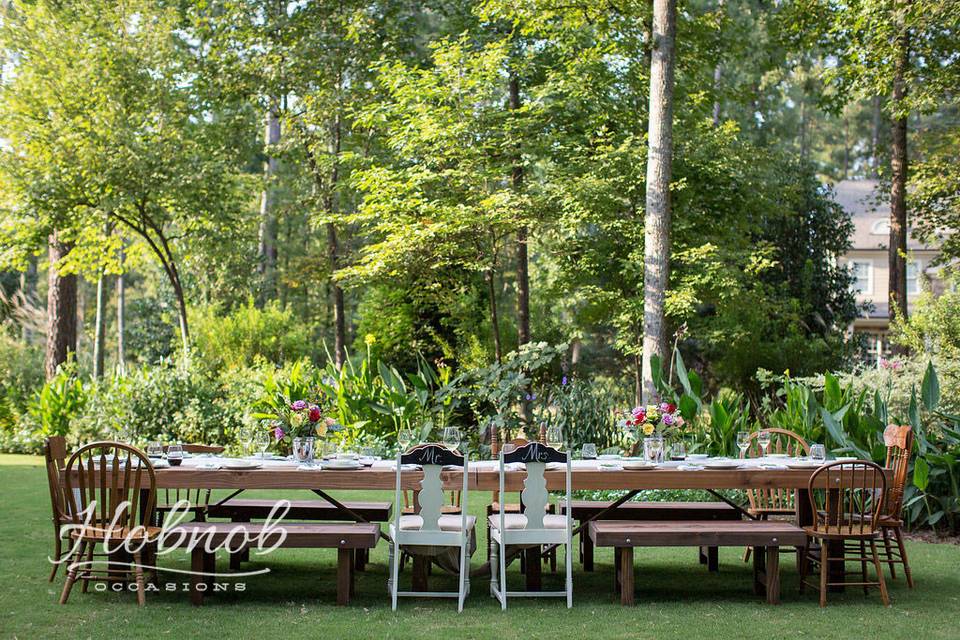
left=274, top=427, right=285, bottom=441
left=662, top=413, right=675, bottom=426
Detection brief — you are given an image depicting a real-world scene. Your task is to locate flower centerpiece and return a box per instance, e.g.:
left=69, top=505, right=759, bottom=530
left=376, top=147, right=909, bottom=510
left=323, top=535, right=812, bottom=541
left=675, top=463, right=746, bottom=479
left=619, top=401, right=685, bottom=462
left=268, top=400, right=342, bottom=463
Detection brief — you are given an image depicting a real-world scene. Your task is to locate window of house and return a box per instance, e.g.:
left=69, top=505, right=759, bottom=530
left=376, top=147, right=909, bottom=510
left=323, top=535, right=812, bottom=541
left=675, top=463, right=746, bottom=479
left=907, top=260, right=922, bottom=294
left=850, top=260, right=873, bottom=294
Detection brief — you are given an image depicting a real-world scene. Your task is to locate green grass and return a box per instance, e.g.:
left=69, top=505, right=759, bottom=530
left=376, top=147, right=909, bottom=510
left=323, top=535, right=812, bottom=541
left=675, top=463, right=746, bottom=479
left=1, top=455, right=958, bottom=640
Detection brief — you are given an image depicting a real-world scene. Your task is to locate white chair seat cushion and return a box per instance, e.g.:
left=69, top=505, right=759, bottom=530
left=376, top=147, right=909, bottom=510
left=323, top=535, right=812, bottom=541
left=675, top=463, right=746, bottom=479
left=399, top=514, right=477, bottom=532
left=488, top=513, right=568, bottom=530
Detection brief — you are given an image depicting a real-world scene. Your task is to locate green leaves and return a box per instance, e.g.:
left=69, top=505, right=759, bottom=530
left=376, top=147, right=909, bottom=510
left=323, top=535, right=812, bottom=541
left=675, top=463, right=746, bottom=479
left=913, top=456, right=930, bottom=491
left=922, top=360, right=940, bottom=412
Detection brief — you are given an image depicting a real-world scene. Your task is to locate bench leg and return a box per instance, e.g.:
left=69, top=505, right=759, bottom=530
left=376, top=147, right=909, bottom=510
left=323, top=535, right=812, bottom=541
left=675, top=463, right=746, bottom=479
left=337, top=548, right=353, bottom=606
left=698, top=546, right=719, bottom=572
left=354, top=547, right=367, bottom=572
left=191, top=548, right=206, bottom=606
left=765, top=547, right=780, bottom=604
left=619, top=547, right=634, bottom=605
left=203, top=551, right=216, bottom=589
left=583, top=531, right=595, bottom=571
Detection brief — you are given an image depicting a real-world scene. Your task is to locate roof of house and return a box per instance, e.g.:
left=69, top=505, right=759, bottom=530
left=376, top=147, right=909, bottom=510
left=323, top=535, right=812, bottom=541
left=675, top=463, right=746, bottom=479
left=833, top=179, right=937, bottom=251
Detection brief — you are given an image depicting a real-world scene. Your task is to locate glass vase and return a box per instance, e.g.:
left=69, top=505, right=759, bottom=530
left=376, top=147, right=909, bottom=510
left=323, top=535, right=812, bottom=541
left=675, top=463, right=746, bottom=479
left=292, top=437, right=316, bottom=465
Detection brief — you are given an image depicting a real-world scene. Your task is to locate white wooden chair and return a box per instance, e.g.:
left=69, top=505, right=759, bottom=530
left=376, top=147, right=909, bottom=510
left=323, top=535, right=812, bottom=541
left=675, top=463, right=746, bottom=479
left=388, top=444, right=473, bottom=612
left=489, top=441, right=573, bottom=609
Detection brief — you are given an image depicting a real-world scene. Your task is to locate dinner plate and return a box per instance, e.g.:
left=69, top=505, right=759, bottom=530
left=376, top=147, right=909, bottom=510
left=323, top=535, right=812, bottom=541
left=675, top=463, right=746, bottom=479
left=221, top=460, right=261, bottom=470
left=321, top=460, right=362, bottom=470
left=597, top=454, right=621, bottom=461
left=786, top=461, right=821, bottom=469
left=686, top=453, right=709, bottom=460
left=703, top=460, right=741, bottom=470
left=622, top=460, right=657, bottom=470
left=597, top=464, right=623, bottom=472
left=765, top=453, right=789, bottom=459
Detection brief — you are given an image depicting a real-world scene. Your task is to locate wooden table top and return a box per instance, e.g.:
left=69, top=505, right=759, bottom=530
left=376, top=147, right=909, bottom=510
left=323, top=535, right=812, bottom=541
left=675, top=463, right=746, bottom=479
left=64, top=457, right=886, bottom=492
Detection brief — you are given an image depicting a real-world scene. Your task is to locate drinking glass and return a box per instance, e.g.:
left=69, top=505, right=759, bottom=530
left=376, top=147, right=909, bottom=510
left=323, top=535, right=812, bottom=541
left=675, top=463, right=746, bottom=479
left=643, top=436, right=664, bottom=463
left=736, top=431, right=750, bottom=458
left=398, top=426, right=415, bottom=452
left=809, top=444, right=826, bottom=463
left=757, top=430, right=772, bottom=456
left=443, top=426, right=461, bottom=451
left=670, top=441, right=686, bottom=461
left=239, top=426, right=254, bottom=456
left=146, top=441, right=163, bottom=459
left=581, top=443, right=598, bottom=460
left=546, top=425, right=563, bottom=450
left=255, top=429, right=270, bottom=458
left=167, top=443, right=183, bottom=466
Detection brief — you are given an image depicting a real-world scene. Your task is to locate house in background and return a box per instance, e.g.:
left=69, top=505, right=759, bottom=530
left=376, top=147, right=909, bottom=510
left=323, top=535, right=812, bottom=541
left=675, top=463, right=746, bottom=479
left=833, top=179, right=948, bottom=364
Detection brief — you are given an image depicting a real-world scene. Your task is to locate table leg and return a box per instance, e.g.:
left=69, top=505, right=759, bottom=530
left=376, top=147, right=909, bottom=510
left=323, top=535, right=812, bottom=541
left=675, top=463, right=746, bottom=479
left=765, top=547, right=780, bottom=604
left=190, top=548, right=205, bottom=606
left=619, top=547, right=634, bottom=605
left=753, top=546, right=766, bottom=597
left=412, top=555, right=429, bottom=592
left=583, top=529, right=595, bottom=571
left=525, top=546, right=542, bottom=591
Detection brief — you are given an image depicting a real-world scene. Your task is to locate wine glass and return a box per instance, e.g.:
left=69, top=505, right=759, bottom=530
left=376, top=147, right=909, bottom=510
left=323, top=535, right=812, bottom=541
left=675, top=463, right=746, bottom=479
left=398, top=426, right=415, bottom=452
left=146, top=441, right=163, bottom=459
left=810, top=444, right=826, bottom=463
left=239, top=426, right=254, bottom=456
left=757, top=430, right=772, bottom=457
left=581, top=443, right=597, bottom=460
left=167, top=443, right=183, bottom=467
left=670, top=441, right=686, bottom=461
left=442, top=426, right=461, bottom=451
left=736, top=431, right=750, bottom=458
left=546, top=425, right=563, bottom=450
left=255, top=429, right=270, bottom=458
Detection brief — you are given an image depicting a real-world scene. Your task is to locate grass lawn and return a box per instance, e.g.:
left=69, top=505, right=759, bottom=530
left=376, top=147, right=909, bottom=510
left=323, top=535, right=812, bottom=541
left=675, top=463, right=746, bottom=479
left=1, top=455, right=958, bottom=639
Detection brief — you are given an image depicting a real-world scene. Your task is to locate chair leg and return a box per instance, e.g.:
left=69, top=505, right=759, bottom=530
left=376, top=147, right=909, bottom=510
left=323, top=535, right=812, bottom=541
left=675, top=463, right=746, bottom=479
left=49, top=534, right=63, bottom=582
left=458, top=540, right=468, bottom=613
left=132, top=551, right=146, bottom=606
left=893, top=526, right=914, bottom=589
left=798, top=543, right=809, bottom=594
left=565, top=536, right=573, bottom=608
left=870, top=540, right=890, bottom=607
left=59, top=540, right=87, bottom=605
left=818, top=539, right=828, bottom=608
left=499, top=540, right=507, bottom=611
left=81, top=542, right=94, bottom=593
left=489, top=533, right=499, bottom=597
left=390, top=541, right=400, bottom=611
left=742, top=545, right=752, bottom=564
left=859, top=540, right=869, bottom=596
left=882, top=527, right=897, bottom=580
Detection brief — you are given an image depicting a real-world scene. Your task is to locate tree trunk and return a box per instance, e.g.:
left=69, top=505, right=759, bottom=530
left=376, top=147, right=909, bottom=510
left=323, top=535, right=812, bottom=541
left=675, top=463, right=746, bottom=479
left=486, top=268, right=503, bottom=364
left=257, top=101, right=281, bottom=305
left=45, top=233, right=77, bottom=380
left=842, top=115, right=850, bottom=180
left=18, top=256, right=37, bottom=343
left=641, top=0, right=677, bottom=403
left=871, top=95, right=881, bottom=178
left=510, top=74, right=531, bottom=346
left=888, top=26, right=910, bottom=322
left=116, top=244, right=126, bottom=376
left=327, top=113, right=346, bottom=370
left=711, top=0, right=724, bottom=127
left=92, top=271, right=108, bottom=379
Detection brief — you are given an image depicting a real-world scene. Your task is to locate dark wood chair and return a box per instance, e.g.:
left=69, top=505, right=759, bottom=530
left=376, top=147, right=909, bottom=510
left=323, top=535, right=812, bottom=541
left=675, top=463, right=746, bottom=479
left=874, top=425, right=914, bottom=587
left=740, top=428, right=810, bottom=563
left=43, top=436, right=69, bottom=582
left=799, top=459, right=890, bottom=607
left=59, top=441, right=161, bottom=606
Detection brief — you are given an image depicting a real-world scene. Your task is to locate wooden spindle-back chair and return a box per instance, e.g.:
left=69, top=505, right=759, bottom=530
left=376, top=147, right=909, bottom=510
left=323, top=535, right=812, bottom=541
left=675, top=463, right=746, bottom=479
left=876, top=424, right=914, bottom=587
left=799, top=460, right=889, bottom=607
left=59, top=441, right=160, bottom=606
left=43, top=437, right=70, bottom=582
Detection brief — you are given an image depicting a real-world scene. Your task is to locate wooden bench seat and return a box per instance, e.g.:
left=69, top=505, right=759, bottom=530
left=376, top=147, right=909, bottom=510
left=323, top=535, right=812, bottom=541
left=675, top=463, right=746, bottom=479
left=562, top=500, right=740, bottom=571
left=166, top=522, right=380, bottom=606
left=588, top=520, right=807, bottom=605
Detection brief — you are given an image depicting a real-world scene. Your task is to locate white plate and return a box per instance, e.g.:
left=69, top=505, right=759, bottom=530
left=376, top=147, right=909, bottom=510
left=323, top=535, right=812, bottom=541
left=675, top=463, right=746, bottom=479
left=622, top=461, right=657, bottom=470
left=834, top=456, right=858, bottom=462
left=703, top=460, right=741, bottom=470
left=787, top=461, right=821, bottom=469
left=765, top=453, right=789, bottom=459
left=598, top=464, right=623, bottom=472
left=598, top=454, right=621, bottom=461
left=322, top=460, right=362, bottom=470
left=222, top=460, right=261, bottom=470
left=686, top=453, right=709, bottom=460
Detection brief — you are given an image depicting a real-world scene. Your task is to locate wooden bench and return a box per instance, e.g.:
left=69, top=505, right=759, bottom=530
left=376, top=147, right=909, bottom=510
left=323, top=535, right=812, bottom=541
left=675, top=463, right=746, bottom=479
left=588, top=520, right=807, bottom=605
left=206, top=499, right=391, bottom=571
left=562, top=500, right=740, bottom=571
left=167, top=522, right=380, bottom=606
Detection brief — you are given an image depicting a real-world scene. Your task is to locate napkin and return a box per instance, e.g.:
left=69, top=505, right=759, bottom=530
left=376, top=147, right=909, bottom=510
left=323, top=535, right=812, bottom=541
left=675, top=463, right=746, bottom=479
left=195, top=462, right=221, bottom=470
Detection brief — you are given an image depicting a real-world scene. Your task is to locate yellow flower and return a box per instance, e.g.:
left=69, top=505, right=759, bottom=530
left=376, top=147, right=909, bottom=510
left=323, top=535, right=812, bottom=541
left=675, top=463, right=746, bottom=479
left=646, top=405, right=660, bottom=421
left=364, top=333, right=377, bottom=347
left=642, top=424, right=655, bottom=436
left=291, top=412, right=304, bottom=427
left=315, top=421, right=328, bottom=438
